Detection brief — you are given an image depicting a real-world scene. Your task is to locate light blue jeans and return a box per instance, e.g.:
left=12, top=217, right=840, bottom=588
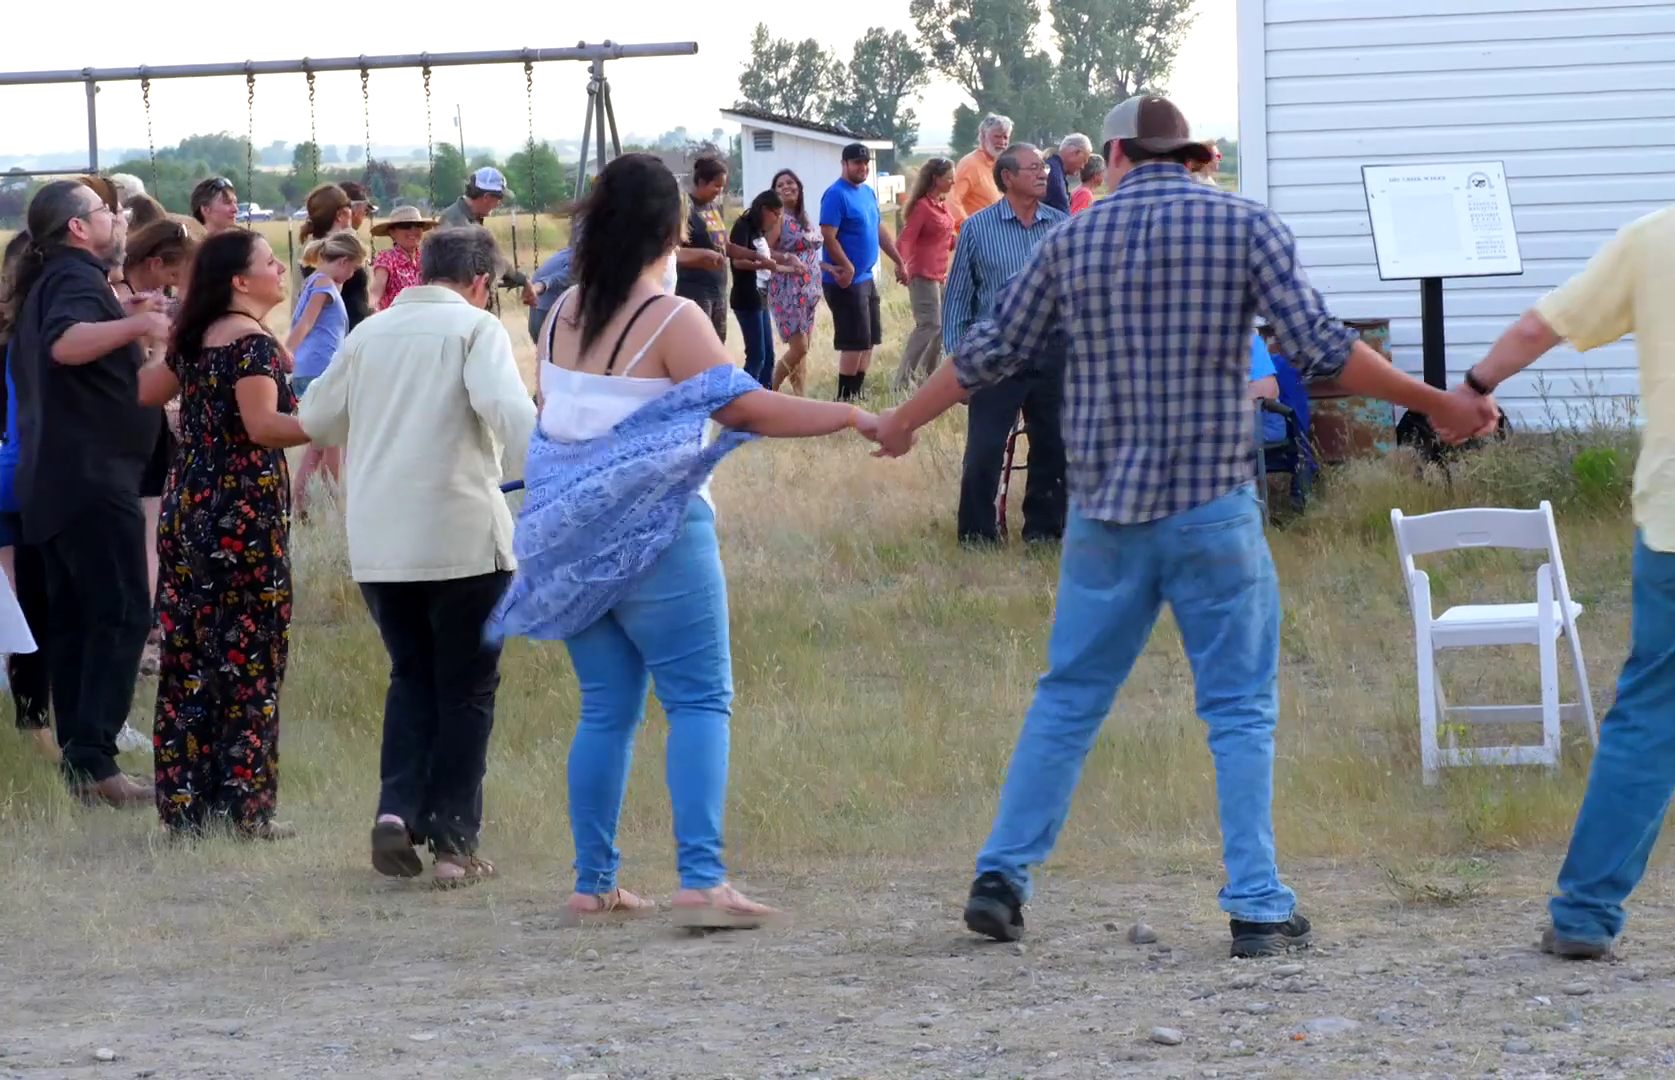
left=564, top=499, right=732, bottom=894
left=976, top=485, right=1298, bottom=923
left=1550, top=535, right=1675, bottom=944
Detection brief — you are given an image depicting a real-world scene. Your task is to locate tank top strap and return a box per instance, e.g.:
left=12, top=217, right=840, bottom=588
left=601, top=295, right=667, bottom=376
left=618, top=298, right=691, bottom=377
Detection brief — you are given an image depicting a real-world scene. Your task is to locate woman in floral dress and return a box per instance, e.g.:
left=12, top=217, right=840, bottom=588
left=138, top=229, right=312, bottom=839
left=766, top=169, right=823, bottom=396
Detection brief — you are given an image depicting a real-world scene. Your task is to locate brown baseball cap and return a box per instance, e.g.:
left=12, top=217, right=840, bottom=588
left=1101, top=96, right=1213, bottom=163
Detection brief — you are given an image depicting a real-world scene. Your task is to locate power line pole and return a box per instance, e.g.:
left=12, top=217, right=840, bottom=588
left=454, top=105, right=466, bottom=161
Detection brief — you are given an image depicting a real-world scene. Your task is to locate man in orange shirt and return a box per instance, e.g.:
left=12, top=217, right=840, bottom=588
left=950, top=113, right=1013, bottom=231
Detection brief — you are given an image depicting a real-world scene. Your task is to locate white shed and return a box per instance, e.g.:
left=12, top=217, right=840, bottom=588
left=1236, top=0, right=1675, bottom=424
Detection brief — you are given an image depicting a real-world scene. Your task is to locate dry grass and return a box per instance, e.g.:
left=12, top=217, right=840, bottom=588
left=0, top=228, right=1643, bottom=974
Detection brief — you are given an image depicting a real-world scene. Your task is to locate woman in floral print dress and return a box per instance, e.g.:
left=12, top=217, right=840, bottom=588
left=138, top=229, right=311, bottom=839
left=766, top=169, right=823, bottom=396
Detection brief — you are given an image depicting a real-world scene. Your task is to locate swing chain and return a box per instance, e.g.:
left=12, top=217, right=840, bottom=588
left=524, top=60, right=539, bottom=265
left=361, top=65, right=376, bottom=250
left=140, top=75, right=158, bottom=191
left=245, top=70, right=256, bottom=210
left=422, top=64, right=435, bottom=212
left=305, top=67, right=320, bottom=186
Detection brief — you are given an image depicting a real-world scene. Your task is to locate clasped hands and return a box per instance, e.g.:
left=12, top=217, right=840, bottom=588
left=845, top=406, right=917, bottom=459
left=1431, top=384, right=1503, bottom=444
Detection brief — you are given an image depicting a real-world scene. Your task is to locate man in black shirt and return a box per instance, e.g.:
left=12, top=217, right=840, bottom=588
left=6, top=180, right=169, bottom=804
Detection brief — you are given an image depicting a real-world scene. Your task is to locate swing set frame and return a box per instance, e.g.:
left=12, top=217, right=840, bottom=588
left=0, top=42, right=696, bottom=180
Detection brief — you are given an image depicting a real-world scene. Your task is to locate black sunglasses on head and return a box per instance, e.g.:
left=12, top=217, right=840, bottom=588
left=204, top=177, right=234, bottom=192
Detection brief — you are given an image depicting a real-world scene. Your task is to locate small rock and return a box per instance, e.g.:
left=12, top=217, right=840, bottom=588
left=1226, top=974, right=1261, bottom=990
left=1149, top=1027, right=1184, bottom=1046
left=1532, top=995, right=1552, bottom=1006
left=93, top=1049, right=116, bottom=1063
left=408, top=1033, right=437, bottom=1043
left=1011, top=943, right=1026, bottom=957
left=834, top=1014, right=856, bottom=1024
left=1503, top=1039, right=1535, bottom=1055
left=1300, top=1017, right=1360, bottom=1037
left=1227, top=1039, right=1245, bottom=1051
left=1104, top=921, right=1120, bottom=932
left=1624, top=969, right=1650, bottom=983
left=582, top=949, right=600, bottom=962
left=913, top=1016, right=934, bottom=1029
left=1433, top=1040, right=1452, bottom=1051
left=1128, top=923, right=1159, bottom=945
left=1561, top=982, right=1592, bottom=996
left=1272, top=963, right=1306, bottom=978
left=910, top=1043, right=934, bottom=1054
left=564, top=1074, right=608, bottom=1080
left=1354, top=963, right=1385, bottom=976
left=1243, top=1003, right=1273, bottom=1015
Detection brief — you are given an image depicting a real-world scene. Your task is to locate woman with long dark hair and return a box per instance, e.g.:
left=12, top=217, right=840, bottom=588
left=0, top=232, right=54, bottom=761
left=728, top=189, right=788, bottom=387
left=138, top=228, right=311, bottom=839
left=119, top=219, right=200, bottom=677
left=495, top=154, right=879, bottom=927
left=766, top=169, right=823, bottom=395
left=892, top=158, right=957, bottom=390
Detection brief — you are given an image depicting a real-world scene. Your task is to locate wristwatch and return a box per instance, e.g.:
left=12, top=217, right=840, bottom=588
left=1463, top=368, right=1495, bottom=396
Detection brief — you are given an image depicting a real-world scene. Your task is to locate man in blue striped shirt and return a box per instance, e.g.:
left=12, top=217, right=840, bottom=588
left=943, top=142, right=1069, bottom=543
left=875, top=95, right=1498, bottom=958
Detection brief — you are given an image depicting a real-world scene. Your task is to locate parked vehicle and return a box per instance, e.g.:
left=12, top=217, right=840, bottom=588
left=236, top=202, right=274, bottom=223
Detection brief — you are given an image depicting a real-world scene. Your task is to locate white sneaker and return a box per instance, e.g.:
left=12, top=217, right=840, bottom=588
left=116, top=723, right=150, bottom=754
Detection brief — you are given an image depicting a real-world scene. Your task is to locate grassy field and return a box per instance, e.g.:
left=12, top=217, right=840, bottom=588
left=0, top=212, right=1660, bottom=1077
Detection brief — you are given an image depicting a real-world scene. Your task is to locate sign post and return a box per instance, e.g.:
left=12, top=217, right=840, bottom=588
left=1361, top=161, right=1524, bottom=389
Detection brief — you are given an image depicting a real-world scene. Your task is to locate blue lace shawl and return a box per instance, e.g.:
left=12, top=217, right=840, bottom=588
left=486, top=363, right=762, bottom=643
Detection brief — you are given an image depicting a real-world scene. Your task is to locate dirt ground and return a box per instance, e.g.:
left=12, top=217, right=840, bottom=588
left=6, top=850, right=1675, bottom=1080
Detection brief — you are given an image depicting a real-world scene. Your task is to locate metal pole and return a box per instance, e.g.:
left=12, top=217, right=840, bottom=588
left=602, top=78, right=622, bottom=159
left=591, top=62, right=606, bottom=185
left=84, top=76, right=98, bottom=171
left=456, top=104, right=465, bottom=160
left=575, top=86, right=595, bottom=200
left=0, top=43, right=698, bottom=87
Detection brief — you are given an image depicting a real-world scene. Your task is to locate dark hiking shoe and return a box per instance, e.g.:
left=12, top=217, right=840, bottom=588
left=1540, top=925, right=1613, bottom=961
left=1229, top=913, right=1313, bottom=958
left=964, top=872, right=1025, bottom=942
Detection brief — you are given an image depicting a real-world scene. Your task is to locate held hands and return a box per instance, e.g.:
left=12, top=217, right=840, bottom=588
left=520, top=283, right=540, bottom=308
left=832, top=263, right=856, bottom=289
left=892, top=260, right=910, bottom=287
left=1432, top=385, right=1503, bottom=444
left=870, top=407, right=916, bottom=458
left=137, top=310, right=171, bottom=345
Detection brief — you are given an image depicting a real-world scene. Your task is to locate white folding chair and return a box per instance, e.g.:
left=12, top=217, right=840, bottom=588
left=1390, top=501, right=1598, bottom=784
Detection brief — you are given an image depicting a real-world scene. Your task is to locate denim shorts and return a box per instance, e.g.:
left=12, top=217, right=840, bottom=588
left=291, top=375, right=316, bottom=398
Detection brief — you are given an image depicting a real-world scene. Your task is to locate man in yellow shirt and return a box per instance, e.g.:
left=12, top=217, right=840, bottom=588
left=950, top=113, right=1012, bottom=231
left=1458, top=206, right=1675, bottom=960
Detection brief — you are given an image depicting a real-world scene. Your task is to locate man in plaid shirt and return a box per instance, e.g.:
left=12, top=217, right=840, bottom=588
left=875, top=95, right=1498, bottom=958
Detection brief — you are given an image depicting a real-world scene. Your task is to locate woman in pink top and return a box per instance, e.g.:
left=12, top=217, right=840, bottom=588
left=1070, top=156, right=1105, bottom=214
left=368, top=206, right=436, bottom=310
left=891, top=158, right=957, bottom=390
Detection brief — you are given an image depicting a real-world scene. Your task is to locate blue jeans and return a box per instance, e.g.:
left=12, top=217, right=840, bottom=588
left=735, top=306, right=775, bottom=388
left=563, top=499, right=732, bottom=893
left=1550, top=534, right=1675, bottom=944
left=975, top=486, right=1297, bottom=922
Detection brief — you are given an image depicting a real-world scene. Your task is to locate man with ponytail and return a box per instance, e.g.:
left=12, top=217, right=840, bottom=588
left=2, top=180, right=170, bottom=805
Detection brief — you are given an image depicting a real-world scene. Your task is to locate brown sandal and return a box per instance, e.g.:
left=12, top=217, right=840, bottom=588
left=434, top=853, right=495, bottom=889
left=563, top=887, right=657, bottom=925
left=671, top=884, right=788, bottom=930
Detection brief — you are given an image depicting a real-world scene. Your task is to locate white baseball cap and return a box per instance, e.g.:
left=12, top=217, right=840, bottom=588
left=471, top=167, right=511, bottom=196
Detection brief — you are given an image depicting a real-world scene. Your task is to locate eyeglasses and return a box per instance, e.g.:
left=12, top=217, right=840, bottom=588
left=79, top=204, right=118, bottom=222
left=388, top=223, right=423, bottom=232
left=205, top=177, right=234, bottom=191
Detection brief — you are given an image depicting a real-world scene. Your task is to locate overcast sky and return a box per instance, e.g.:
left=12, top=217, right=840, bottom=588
left=2, top=0, right=1236, bottom=158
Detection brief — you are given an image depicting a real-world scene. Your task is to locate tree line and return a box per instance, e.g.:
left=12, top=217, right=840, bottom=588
left=735, top=0, right=1196, bottom=158
left=0, top=133, right=579, bottom=224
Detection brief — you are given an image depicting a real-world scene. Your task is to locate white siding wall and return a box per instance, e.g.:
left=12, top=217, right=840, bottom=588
left=1238, top=0, right=1675, bottom=425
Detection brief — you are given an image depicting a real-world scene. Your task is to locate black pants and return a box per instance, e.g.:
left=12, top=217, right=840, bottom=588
left=958, top=359, right=1068, bottom=544
left=39, top=497, right=151, bottom=782
left=360, top=571, right=511, bottom=855
left=1, top=512, right=50, bottom=731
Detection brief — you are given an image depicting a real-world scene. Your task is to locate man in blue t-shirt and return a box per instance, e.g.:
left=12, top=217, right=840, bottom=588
left=819, top=143, right=908, bottom=401
left=1248, top=331, right=1290, bottom=445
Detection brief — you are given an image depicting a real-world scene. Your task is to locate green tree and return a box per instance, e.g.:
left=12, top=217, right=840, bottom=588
left=827, top=28, right=930, bottom=158
left=291, top=141, right=322, bottom=184
left=1216, top=137, right=1238, bottom=181
left=1050, top=0, right=1196, bottom=138
left=347, top=144, right=364, bottom=164
left=431, top=142, right=469, bottom=208
left=321, top=144, right=341, bottom=164
left=504, top=140, right=566, bottom=213
left=736, top=23, right=839, bottom=121
left=910, top=0, right=1065, bottom=146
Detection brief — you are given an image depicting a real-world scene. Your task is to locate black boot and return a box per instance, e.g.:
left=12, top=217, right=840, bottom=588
left=963, top=871, right=1025, bottom=941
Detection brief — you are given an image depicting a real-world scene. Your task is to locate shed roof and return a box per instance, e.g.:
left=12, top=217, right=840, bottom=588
left=720, top=105, right=892, bottom=150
